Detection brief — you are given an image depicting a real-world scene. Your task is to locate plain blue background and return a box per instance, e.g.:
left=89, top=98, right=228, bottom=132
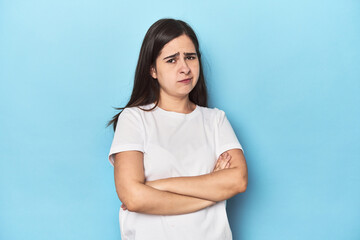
left=1, top=0, right=359, bottom=239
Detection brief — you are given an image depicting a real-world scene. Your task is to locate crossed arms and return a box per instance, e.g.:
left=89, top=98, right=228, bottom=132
left=113, top=149, right=248, bottom=215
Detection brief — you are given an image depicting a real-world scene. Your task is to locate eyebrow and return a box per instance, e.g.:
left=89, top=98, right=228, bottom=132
left=163, top=52, right=197, bottom=60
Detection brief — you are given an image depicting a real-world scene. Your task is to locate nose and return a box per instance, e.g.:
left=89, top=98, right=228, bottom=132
left=179, top=58, right=191, bottom=75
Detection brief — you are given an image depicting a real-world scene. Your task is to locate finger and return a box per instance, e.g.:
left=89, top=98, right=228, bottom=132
left=225, top=154, right=231, bottom=163
left=213, top=160, right=220, bottom=171
left=214, top=152, right=229, bottom=171
left=215, top=157, right=221, bottom=167
left=213, top=165, right=218, bottom=172
left=214, top=159, right=222, bottom=171
left=213, top=159, right=222, bottom=172
left=225, top=161, right=230, bottom=168
left=222, top=153, right=233, bottom=168
left=214, top=154, right=224, bottom=168
left=219, top=157, right=229, bottom=169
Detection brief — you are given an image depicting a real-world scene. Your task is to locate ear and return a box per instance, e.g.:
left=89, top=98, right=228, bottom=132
left=150, top=66, right=157, bottom=79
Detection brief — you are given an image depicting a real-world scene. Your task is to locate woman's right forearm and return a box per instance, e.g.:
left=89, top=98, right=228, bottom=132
left=121, top=183, right=216, bottom=215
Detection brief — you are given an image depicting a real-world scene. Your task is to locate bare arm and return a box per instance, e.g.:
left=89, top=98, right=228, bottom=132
left=145, top=149, right=248, bottom=202
left=114, top=151, right=216, bottom=215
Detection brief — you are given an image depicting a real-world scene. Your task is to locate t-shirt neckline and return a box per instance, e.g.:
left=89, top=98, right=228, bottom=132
left=150, top=102, right=200, bottom=119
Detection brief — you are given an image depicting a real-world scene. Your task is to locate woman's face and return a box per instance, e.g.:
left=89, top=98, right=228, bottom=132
left=151, top=34, right=200, bottom=100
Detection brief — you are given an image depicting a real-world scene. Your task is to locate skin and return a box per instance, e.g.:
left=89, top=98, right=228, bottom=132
left=150, top=34, right=199, bottom=113
left=115, top=34, right=248, bottom=214
left=144, top=149, right=247, bottom=202
left=115, top=151, right=231, bottom=211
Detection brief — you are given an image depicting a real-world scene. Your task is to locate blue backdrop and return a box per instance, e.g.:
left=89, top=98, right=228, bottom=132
left=1, top=0, right=359, bottom=239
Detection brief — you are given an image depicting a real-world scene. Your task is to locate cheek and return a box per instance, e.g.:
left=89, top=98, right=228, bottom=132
left=158, top=68, right=175, bottom=82
left=157, top=71, right=176, bottom=89
left=190, top=60, right=200, bottom=70
left=191, top=62, right=200, bottom=76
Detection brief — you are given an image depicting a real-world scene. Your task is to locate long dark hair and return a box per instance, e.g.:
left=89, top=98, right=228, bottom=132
left=108, top=18, right=208, bottom=131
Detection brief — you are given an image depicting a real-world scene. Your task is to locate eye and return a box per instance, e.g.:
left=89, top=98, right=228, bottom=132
left=186, top=56, right=196, bottom=60
left=166, top=58, right=176, bottom=63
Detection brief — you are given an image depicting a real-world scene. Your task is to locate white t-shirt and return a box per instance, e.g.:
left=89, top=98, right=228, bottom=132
left=108, top=102, right=243, bottom=240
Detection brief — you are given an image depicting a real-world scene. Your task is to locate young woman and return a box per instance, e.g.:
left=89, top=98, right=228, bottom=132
left=108, top=18, right=248, bottom=240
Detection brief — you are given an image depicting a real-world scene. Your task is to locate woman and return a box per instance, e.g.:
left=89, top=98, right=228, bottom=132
left=108, top=18, right=248, bottom=240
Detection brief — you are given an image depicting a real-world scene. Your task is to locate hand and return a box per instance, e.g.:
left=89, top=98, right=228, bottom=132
left=121, top=203, right=127, bottom=211
left=213, top=151, right=231, bottom=172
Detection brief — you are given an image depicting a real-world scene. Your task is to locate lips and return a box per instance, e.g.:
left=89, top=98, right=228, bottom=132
left=179, top=77, right=192, bottom=83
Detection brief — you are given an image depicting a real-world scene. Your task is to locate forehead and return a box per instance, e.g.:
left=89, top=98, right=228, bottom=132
left=159, top=34, right=196, bottom=56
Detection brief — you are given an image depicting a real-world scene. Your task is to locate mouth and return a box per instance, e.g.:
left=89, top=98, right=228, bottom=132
left=178, top=77, right=192, bottom=83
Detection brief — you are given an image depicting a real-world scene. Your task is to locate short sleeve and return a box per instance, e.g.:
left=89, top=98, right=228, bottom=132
left=215, top=109, right=244, bottom=159
left=108, top=108, right=145, bottom=166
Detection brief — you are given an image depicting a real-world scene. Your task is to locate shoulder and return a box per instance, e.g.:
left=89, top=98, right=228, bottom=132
left=115, top=105, right=151, bottom=132
left=122, top=103, right=154, bottom=115
left=118, top=103, right=155, bottom=127
left=197, top=105, right=226, bottom=122
left=197, top=105, right=223, bottom=114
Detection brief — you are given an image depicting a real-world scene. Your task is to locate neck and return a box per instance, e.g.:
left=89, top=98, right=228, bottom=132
left=157, top=95, right=195, bottom=114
